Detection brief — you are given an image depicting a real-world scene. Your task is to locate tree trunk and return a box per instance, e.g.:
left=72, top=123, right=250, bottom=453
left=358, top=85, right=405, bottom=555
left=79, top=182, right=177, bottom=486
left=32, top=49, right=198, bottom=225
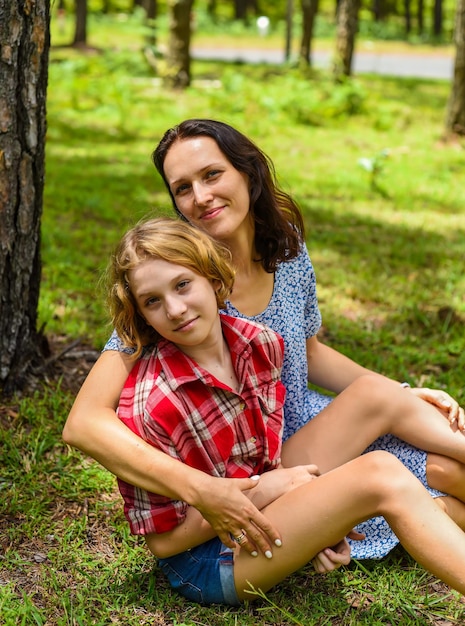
left=445, top=0, right=465, bottom=136
left=404, top=0, right=411, bottom=35
left=0, top=0, right=50, bottom=393
left=207, top=0, right=217, bottom=21
left=334, top=0, right=360, bottom=77
left=372, top=0, right=382, bottom=21
left=285, top=0, right=293, bottom=61
left=417, top=0, right=424, bottom=35
left=299, top=0, right=319, bottom=66
left=166, top=0, right=193, bottom=88
left=234, top=0, right=247, bottom=21
left=433, top=0, right=443, bottom=37
left=73, top=0, right=87, bottom=47
left=143, top=0, right=157, bottom=46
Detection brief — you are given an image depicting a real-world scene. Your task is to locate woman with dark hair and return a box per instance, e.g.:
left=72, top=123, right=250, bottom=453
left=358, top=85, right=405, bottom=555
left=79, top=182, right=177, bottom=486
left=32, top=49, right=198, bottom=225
left=64, top=119, right=465, bottom=566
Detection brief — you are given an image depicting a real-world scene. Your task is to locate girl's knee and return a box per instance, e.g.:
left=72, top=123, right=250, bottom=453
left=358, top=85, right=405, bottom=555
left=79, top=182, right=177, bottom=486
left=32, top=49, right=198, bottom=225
left=361, top=450, right=405, bottom=478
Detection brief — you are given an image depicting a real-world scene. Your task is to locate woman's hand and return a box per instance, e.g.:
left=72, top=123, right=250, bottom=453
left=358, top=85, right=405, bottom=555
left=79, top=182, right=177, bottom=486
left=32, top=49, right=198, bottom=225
left=311, top=529, right=365, bottom=574
left=193, top=475, right=283, bottom=557
left=194, top=467, right=319, bottom=558
left=409, top=387, right=465, bottom=431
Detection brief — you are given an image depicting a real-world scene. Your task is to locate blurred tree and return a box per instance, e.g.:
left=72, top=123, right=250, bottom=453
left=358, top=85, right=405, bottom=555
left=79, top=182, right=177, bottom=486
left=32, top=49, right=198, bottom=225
left=166, top=0, right=194, bottom=87
left=299, top=0, right=319, bottom=66
left=285, top=0, right=293, bottom=60
left=144, top=0, right=157, bottom=46
left=418, top=0, right=424, bottom=35
left=0, top=0, right=50, bottom=393
left=233, top=0, right=259, bottom=23
left=404, top=0, right=411, bottom=34
left=73, top=0, right=87, bottom=46
left=445, top=0, right=465, bottom=135
left=334, top=0, right=360, bottom=77
left=207, top=0, right=218, bottom=20
left=433, top=0, right=443, bottom=36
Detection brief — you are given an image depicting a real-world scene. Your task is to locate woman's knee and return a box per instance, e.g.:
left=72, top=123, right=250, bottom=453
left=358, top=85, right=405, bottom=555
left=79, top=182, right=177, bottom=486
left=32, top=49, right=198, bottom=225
left=346, top=375, right=397, bottom=414
left=427, top=453, right=465, bottom=498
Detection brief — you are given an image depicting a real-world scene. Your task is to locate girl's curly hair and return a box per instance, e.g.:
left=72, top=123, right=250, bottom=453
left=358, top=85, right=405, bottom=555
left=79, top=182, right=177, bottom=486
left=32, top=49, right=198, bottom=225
left=106, top=217, right=235, bottom=358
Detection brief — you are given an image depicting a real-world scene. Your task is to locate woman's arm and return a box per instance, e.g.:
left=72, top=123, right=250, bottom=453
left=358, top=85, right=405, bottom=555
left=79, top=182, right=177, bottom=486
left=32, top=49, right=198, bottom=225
left=63, top=350, right=282, bottom=555
left=306, top=335, right=385, bottom=393
left=146, top=465, right=320, bottom=558
left=306, top=335, right=462, bottom=422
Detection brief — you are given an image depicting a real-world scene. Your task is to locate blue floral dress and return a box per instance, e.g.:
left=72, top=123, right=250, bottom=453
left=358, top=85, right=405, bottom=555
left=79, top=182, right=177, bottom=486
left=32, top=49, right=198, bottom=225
left=104, top=245, right=443, bottom=559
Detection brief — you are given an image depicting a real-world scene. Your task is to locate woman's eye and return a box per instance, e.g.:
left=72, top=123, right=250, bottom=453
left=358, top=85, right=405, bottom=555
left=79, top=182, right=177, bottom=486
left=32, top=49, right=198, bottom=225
left=177, top=280, right=190, bottom=290
left=175, top=183, right=190, bottom=195
left=206, top=169, right=220, bottom=180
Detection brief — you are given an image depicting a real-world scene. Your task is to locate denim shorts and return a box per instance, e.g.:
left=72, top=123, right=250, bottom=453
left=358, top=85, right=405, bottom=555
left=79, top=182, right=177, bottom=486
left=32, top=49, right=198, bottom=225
left=158, top=537, right=240, bottom=606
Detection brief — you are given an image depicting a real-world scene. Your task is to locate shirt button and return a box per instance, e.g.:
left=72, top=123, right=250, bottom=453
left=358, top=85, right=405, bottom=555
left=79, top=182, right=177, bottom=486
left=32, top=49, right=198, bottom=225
left=239, top=403, right=245, bottom=411
left=250, top=437, right=257, bottom=443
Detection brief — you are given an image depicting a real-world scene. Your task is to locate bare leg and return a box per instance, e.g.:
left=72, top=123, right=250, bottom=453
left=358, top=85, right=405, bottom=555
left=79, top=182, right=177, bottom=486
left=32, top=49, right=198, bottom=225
left=233, top=451, right=465, bottom=600
left=427, top=453, right=465, bottom=500
left=436, top=496, right=465, bottom=530
left=281, top=375, right=465, bottom=473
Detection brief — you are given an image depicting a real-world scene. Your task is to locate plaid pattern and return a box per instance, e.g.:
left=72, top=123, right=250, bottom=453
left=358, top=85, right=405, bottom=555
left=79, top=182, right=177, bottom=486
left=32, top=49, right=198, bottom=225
left=117, top=314, right=285, bottom=535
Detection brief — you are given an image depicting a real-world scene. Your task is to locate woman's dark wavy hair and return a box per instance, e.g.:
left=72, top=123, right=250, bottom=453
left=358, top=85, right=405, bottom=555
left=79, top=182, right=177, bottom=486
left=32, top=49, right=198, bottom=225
left=152, top=119, right=305, bottom=273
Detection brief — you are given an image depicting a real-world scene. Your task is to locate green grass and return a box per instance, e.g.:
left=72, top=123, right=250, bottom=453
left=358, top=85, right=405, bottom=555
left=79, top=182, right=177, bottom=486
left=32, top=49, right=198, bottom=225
left=1, top=9, right=465, bottom=626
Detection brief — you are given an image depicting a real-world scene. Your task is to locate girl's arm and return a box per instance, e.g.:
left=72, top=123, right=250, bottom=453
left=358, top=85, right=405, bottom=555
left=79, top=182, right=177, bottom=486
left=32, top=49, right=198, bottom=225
left=63, top=350, right=281, bottom=555
left=146, top=466, right=320, bottom=558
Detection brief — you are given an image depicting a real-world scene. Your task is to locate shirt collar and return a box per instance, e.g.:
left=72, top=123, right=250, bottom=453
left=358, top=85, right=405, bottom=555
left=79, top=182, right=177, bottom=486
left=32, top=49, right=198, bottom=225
left=153, top=314, right=263, bottom=392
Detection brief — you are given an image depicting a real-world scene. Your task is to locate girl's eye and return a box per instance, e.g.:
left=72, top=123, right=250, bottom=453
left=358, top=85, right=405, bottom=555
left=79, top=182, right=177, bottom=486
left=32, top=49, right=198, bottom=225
left=206, top=169, right=220, bottom=180
left=145, top=296, right=160, bottom=307
left=177, top=280, right=190, bottom=290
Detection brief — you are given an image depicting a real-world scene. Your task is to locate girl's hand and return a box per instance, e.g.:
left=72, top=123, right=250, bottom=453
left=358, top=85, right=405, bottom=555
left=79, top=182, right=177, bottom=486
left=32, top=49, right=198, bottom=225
left=409, top=387, right=465, bottom=431
left=312, top=529, right=365, bottom=574
left=247, top=465, right=320, bottom=510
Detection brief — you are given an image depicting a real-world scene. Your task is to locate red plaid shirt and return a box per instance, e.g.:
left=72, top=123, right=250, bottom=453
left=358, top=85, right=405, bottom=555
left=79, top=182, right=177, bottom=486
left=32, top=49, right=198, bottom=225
left=117, top=314, right=285, bottom=535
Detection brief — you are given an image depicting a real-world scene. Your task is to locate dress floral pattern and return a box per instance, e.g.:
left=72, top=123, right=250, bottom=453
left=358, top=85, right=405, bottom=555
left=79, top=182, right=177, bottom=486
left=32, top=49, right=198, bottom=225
left=104, top=245, right=444, bottom=559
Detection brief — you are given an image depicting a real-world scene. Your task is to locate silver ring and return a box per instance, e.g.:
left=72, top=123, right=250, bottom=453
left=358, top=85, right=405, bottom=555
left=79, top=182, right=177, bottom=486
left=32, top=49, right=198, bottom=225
left=234, top=532, right=247, bottom=545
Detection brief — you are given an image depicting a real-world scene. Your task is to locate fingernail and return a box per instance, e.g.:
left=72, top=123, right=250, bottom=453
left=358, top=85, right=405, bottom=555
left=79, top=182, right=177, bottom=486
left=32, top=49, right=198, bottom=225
left=274, top=539, right=282, bottom=547
left=265, top=550, right=273, bottom=559
left=251, top=551, right=258, bottom=557
left=250, top=475, right=260, bottom=481
left=444, top=401, right=452, bottom=407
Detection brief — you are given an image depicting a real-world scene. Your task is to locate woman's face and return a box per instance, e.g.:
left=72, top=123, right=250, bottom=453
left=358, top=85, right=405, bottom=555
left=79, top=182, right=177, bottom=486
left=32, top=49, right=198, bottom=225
left=163, top=136, right=253, bottom=243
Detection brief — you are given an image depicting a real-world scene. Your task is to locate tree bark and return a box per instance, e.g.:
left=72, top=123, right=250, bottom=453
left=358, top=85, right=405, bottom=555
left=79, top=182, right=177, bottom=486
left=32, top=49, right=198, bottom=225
left=445, top=0, right=465, bottom=136
left=299, top=0, right=319, bottom=66
left=417, top=0, right=424, bottom=35
left=73, top=0, right=87, bottom=47
left=404, top=0, right=411, bottom=35
left=285, top=0, right=293, bottom=61
left=333, top=0, right=360, bottom=77
left=0, top=0, right=50, bottom=393
left=433, top=0, right=443, bottom=37
left=166, top=0, right=193, bottom=88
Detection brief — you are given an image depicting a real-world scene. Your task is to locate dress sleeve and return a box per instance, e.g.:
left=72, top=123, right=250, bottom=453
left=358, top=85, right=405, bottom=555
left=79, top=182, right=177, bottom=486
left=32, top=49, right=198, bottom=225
left=102, top=328, right=136, bottom=355
left=300, top=246, right=323, bottom=339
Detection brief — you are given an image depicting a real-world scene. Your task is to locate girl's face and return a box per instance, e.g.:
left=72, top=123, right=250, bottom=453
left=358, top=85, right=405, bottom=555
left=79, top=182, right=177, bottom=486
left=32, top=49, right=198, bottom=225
left=163, top=137, right=253, bottom=243
left=129, top=258, right=222, bottom=356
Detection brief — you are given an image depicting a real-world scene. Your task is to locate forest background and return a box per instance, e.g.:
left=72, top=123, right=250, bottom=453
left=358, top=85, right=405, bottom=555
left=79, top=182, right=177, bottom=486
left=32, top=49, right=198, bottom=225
left=1, top=0, right=465, bottom=624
